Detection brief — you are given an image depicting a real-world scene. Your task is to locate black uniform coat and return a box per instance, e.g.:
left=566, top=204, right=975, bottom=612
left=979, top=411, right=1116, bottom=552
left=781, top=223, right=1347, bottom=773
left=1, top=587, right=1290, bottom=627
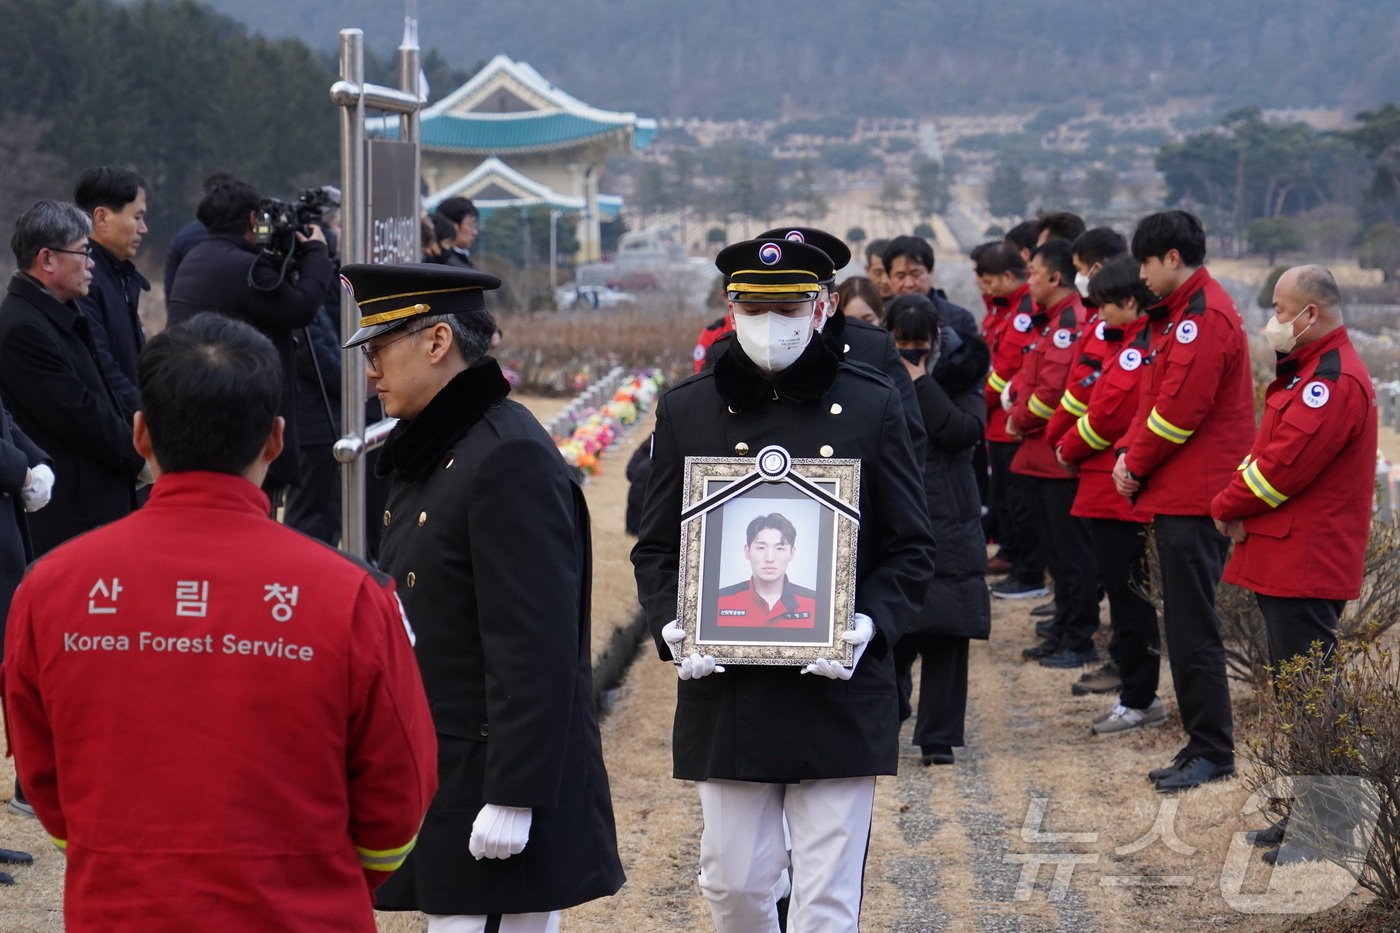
left=0, top=404, right=49, bottom=649
left=0, top=274, right=144, bottom=556
left=372, top=360, right=624, bottom=916
left=75, top=240, right=148, bottom=415
left=632, top=337, right=936, bottom=783
left=908, top=332, right=992, bottom=639
left=166, top=233, right=335, bottom=488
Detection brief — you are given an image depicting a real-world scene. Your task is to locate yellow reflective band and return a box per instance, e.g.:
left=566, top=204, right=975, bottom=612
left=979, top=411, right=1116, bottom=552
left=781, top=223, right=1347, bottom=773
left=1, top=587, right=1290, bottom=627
left=357, top=836, right=418, bottom=872
left=987, top=371, right=1008, bottom=392
left=1146, top=407, right=1193, bottom=444
left=1076, top=415, right=1110, bottom=451
left=50, top=836, right=67, bottom=850
left=1237, top=455, right=1252, bottom=472
left=726, top=283, right=820, bottom=296
left=1028, top=395, right=1057, bottom=420
left=359, top=302, right=432, bottom=327
left=1243, top=463, right=1288, bottom=508
left=358, top=285, right=477, bottom=308
left=1060, top=391, right=1088, bottom=417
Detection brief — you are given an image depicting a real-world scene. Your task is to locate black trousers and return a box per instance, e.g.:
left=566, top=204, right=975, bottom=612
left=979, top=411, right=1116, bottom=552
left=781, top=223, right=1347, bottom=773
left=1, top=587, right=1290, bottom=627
left=894, top=633, right=971, bottom=748
left=1255, top=594, right=1342, bottom=671
left=1031, top=476, right=1098, bottom=653
left=1154, top=513, right=1233, bottom=765
left=974, top=440, right=993, bottom=543
left=988, top=441, right=1043, bottom=584
left=283, top=443, right=342, bottom=546
left=1091, top=518, right=1159, bottom=709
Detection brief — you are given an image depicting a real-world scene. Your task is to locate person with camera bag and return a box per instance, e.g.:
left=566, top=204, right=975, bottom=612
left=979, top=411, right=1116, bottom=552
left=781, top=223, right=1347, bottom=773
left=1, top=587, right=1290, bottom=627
left=167, top=180, right=335, bottom=500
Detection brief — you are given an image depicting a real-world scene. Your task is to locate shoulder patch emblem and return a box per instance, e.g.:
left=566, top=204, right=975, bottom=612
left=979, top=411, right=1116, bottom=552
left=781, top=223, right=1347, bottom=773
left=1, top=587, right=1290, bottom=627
left=1119, top=348, right=1143, bottom=372
left=1175, top=320, right=1198, bottom=345
left=1302, top=380, right=1330, bottom=409
left=1095, top=320, right=1106, bottom=341
left=693, top=343, right=706, bottom=362
left=1052, top=328, right=1074, bottom=349
left=1014, top=313, right=1033, bottom=333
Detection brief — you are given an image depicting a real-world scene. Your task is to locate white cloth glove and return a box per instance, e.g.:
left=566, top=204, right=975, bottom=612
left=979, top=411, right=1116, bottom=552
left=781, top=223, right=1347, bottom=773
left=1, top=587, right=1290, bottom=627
left=663, top=619, right=725, bottom=679
left=1000, top=383, right=1014, bottom=412
left=468, top=804, right=532, bottom=860
left=20, top=464, right=53, bottom=512
left=802, top=613, right=875, bottom=680
left=136, top=463, right=155, bottom=490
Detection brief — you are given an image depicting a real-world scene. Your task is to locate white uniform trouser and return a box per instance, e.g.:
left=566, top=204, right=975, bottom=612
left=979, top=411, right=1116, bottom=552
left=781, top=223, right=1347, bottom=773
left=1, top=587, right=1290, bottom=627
left=426, top=911, right=560, bottom=933
left=696, top=776, right=877, bottom=933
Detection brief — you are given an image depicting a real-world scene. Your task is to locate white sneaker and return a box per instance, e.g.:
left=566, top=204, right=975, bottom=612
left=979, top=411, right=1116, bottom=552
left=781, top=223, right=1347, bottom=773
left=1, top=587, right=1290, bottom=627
left=1092, top=698, right=1167, bottom=735
left=6, top=799, right=35, bottom=819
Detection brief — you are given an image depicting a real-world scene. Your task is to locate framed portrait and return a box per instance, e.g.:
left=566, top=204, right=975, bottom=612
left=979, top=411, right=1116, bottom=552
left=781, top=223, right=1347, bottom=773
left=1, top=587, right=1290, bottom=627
left=675, top=445, right=860, bottom=666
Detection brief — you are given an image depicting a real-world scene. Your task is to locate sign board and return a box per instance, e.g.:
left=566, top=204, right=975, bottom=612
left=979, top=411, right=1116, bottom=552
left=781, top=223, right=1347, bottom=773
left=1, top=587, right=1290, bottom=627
left=367, top=139, right=420, bottom=264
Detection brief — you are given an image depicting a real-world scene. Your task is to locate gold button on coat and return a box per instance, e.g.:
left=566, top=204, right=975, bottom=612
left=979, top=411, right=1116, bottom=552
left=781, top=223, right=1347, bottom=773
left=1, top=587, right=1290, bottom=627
left=418, top=511, right=428, bottom=526
left=830, top=404, right=843, bottom=415
left=735, top=442, right=749, bottom=455
left=382, top=510, right=391, bottom=526
left=406, top=572, right=416, bottom=588
left=820, top=445, right=834, bottom=457
left=445, top=458, right=455, bottom=469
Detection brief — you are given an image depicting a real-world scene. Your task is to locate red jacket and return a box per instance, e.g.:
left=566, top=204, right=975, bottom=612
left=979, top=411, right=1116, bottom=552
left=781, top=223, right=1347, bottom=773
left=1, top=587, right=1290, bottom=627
left=1046, top=317, right=1111, bottom=448
left=2, top=472, right=437, bottom=933
left=984, top=284, right=1036, bottom=443
left=1057, top=317, right=1153, bottom=523
left=1211, top=328, right=1377, bottom=599
left=1009, top=292, right=1092, bottom=478
left=693, top=314, right=733, bottom=372
left=1118, top=268, right=1254, bottom=516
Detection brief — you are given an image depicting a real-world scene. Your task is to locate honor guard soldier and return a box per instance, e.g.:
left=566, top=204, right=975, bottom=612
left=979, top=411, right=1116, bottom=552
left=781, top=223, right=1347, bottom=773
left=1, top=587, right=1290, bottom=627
left=1112, top=210, right=1254, bottom=792
left=340, top=263, right=624, bottom=933
left=632, top=237, right=935, bottom=933
left=3, top=314, right=438, bottom=932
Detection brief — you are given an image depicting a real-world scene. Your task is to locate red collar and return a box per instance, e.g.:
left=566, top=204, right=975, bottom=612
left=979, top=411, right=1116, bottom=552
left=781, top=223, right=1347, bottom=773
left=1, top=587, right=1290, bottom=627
left=145, top=471, right=273, bottom=517
left=1158, top=266, right=1213, bottom=318
left=1279, top=326, right=1349, bottom=368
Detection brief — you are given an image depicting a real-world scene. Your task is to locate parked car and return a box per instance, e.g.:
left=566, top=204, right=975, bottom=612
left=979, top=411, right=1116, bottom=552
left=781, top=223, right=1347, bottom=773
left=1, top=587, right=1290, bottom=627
left=555, top=284, right=637, bottom=311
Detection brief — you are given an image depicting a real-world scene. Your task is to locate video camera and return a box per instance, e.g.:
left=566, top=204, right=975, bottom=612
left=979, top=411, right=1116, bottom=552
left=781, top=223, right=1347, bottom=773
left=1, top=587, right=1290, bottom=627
left=253, top=185, right=340, bottom=261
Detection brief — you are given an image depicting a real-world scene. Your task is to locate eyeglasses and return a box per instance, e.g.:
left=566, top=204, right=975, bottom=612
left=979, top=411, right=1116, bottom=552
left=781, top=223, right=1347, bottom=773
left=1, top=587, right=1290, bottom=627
left=48, top=243, right=93, bottom=258
left=360, top=325, right=429, bottom=368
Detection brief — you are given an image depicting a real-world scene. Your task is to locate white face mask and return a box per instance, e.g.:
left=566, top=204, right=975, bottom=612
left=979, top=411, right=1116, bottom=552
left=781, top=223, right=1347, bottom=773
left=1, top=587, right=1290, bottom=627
left=1075, top=272, right=1092, bottom=298
left=733, top=308, right=814, bottom=372
left=1263, top=307, right=1314, bottom=354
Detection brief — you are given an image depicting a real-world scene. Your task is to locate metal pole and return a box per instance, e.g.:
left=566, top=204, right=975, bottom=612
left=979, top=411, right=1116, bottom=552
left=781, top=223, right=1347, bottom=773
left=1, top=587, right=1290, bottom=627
left=549, top=209, right=559, bottom=292
left=337, top=28, right=369, bottom=558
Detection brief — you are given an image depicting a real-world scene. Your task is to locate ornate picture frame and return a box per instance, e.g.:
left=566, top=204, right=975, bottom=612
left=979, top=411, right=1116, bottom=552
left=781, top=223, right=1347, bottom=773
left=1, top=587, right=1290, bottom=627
left=675, top=445, right=861, bottom=666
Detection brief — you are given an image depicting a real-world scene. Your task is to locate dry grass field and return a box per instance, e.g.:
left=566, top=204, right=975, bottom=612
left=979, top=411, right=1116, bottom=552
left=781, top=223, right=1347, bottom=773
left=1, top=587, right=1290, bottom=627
left=2, top=403, right=1398, bottom=932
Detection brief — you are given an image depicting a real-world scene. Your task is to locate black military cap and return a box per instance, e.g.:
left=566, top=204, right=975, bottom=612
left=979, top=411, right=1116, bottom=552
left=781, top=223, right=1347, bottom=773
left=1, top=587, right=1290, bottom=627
left=755, top=226, right=851, bottom=282
left=339, top=263, right=501, bottom=347
left=715, top=238, right=832, bottom=303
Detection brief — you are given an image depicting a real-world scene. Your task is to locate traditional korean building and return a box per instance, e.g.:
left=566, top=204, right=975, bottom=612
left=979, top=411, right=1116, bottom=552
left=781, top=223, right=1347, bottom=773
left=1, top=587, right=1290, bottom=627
left=392, top=54, right=655, bottom=262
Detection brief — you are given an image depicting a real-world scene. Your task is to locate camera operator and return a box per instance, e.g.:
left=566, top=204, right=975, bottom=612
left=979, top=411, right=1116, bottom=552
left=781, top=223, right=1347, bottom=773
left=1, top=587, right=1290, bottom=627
left=166, top=180, right=334, bottom=499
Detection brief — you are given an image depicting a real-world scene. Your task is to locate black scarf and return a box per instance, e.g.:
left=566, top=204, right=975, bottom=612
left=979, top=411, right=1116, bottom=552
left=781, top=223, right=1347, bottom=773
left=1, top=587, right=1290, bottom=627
left=377, top=357, right=511, bottom=481
left=713, top=332, right=840, bottom=412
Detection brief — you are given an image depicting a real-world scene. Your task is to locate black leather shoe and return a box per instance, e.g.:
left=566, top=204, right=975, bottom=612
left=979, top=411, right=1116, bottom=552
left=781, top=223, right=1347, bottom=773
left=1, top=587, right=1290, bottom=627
left=921, top=744, right=955, bottom=765
left=1030, top=600, right=1055, bottom=617
left=1154, top=757, right=1235, bottom=792
left=1147, top=755, right=1185, bottom=782
left=0, top=870, right=13, bottom=886
left=1262, top=842, right=1321, bottom=865
left=1021, top=639, right=1058, bottom=660
left=0, top=849, right=32, bottom=865
left=1245, top=821, right=1287, bottom=849
left=1038, top=648, right=1099, bottom=669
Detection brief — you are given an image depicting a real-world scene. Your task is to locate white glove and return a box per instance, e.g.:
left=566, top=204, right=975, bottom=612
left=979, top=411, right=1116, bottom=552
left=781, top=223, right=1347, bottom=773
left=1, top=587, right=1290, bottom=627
left=663, top=619, right=725, bottom=679
left=802, top=613, right=875, bottom=680
left=1000, top=382, right=1014, bottom=412
left=136, top=463, right=155, bottom=490
left=468, top=804, right=532, bottom=860
left=661, top=620, right=686, bottom=660
left=20, top=464, right=53, bottom=512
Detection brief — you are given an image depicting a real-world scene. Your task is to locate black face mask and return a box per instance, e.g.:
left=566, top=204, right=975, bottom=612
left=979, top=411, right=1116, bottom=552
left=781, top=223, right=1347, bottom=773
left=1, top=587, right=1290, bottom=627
left=897, top=348, right=928, bottom=366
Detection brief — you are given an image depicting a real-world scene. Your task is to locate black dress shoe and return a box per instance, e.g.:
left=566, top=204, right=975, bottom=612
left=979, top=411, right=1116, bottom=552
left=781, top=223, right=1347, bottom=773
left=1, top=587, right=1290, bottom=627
left=1021, top=639, right=1058, bottom=660
left=1039, top=647, right=1098, bottom=669
left=1147, top=750, right=1188, bottom=782
left=0, top=849, right=32, bottom=865
left=1154, top=756, right=1235, bottom=792
left=1245, top=820, right=1287, bottom=849
left=1030, top=600, right=1056, bottom=617
left=0, top=870, right=13, bottom=886
left=921, top=744, right=955, bottom=765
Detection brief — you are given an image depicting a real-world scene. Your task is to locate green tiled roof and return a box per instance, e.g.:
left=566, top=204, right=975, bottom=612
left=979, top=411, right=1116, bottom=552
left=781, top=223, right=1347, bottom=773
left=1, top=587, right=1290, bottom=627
left=382, top=112, right=639, bottom=153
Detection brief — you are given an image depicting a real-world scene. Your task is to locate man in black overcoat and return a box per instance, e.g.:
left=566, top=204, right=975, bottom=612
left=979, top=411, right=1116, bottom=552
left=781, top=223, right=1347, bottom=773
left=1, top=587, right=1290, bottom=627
left=0, top=200, right=147, bottom=557
left=632, top=238, right=935, bottom=932
left=340, top=263, right=623, bottom=933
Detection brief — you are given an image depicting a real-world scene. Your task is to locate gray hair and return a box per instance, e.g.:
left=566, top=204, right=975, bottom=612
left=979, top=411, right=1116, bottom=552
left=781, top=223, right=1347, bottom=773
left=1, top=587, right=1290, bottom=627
left=1288, top=264, right=1342, bottom=310
left=419, top=313, right=493, bottom=364
left=11, top=200, right=91, bottom=269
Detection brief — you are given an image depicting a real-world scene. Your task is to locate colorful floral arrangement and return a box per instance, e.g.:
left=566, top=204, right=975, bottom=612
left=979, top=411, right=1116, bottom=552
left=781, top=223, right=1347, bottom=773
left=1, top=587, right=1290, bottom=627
left=556, top=370, right=664, bottom=474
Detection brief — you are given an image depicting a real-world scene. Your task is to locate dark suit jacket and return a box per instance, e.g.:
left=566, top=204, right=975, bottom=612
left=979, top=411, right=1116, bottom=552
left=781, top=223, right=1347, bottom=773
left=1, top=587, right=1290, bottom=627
left=0, top=274, right=144, bottom=555
left=0, top=404, right=49, bottom=649
left=76, top=240, right=148, bottom=415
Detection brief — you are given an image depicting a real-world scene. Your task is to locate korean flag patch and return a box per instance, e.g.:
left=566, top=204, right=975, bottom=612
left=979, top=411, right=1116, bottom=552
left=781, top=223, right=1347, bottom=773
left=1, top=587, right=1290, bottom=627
left=1119, top=348, right=1143, bottom=372
left=1175, top=320, right=1199, bottom=344
left=1052, top=328, right=1074, bottom=349
left=1013, top=313, right=1033, bottom=333
left=1302, top=380, right=1330, bottom=409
